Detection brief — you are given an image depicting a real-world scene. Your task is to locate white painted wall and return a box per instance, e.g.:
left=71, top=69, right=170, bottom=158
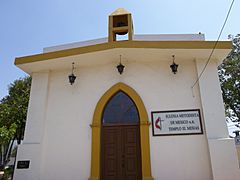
left=14, top=56, right=240, bottom=180
left=196, top=59, right=240, bottom=180
left=14, top=72, right=49, bottom=180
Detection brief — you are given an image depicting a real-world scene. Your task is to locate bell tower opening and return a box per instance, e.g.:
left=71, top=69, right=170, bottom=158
left=108, top=8, right=134, bottom=42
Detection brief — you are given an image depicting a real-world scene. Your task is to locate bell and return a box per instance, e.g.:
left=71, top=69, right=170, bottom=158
left=116, top=31, right=128, bottom=35
left=117, top=21, right=127, bottom=27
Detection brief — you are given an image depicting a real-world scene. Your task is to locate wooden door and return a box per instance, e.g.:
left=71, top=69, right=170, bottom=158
left=122, top=125, right=142, bottom=180
left=101, top=126, right=121, bottom=179
left=101, top=125, right=142, bottom=180
left=100, top=91, right=142, bottom=180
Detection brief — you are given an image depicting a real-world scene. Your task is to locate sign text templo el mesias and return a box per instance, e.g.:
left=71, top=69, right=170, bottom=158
left=151, top=109, right=203, bottom=136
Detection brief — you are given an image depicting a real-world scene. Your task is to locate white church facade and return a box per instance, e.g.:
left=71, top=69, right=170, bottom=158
left=13, top=9, right=240, bottom=180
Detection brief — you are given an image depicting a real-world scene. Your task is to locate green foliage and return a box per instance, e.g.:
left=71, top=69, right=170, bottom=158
left=3, top=166, right=14, bottom=180
left=218, top=34, right=240, bottom=122
left=0, top=76, right=31, bottom=143
left=0, top=76, right=31, bottom=171
left=0, top=124, right=16, bottom=145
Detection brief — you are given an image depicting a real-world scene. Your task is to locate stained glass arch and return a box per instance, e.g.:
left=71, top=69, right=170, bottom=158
left=102, top=91, right=139, bottom=124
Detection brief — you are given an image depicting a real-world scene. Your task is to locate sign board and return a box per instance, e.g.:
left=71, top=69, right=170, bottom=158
left=17, top=160, right=30, bottom=169
left=151, top=109, right=203, bottom=136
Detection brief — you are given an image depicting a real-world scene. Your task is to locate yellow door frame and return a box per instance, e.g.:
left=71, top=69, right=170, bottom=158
left=89, top=82, right=153, bottom=180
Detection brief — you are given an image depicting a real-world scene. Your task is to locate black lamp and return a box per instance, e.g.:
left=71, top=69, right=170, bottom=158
left=170, top=55, right=179, bottom=74
left=69, top=62, right=76, bottom=85
left=116, top=55, right=125, bottom=75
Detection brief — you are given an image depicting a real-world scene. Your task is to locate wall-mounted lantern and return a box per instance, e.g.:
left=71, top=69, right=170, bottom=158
left=68, top=62, right=76, bottom=85
left=170, top=55, right=179, bottom=74
left=116, top=55, right=125, bottom=75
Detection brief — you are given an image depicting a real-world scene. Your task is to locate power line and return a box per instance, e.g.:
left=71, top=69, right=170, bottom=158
left=191, top=0, right=235, bottom=89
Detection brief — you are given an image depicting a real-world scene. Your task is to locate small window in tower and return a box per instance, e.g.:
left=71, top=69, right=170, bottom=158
left=116, top=33, right=129, bottom=41
left=113, top=15, right=128, bottom=27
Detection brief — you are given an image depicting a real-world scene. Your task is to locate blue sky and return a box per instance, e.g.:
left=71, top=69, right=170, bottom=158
left=0, top=0, right=239, bottom=99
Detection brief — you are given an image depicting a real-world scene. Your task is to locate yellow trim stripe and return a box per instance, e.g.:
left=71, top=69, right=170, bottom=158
left=15, top=41, right=231, bottom=65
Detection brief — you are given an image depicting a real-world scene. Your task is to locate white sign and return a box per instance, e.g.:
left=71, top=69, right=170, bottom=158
left=151, top=109, right=203, bottom=136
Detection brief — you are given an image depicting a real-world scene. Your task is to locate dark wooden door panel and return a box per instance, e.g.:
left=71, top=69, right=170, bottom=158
left=101, top=125, right=142, bottom=180
left=101, top=126, right=121, bottom=179
left=122, top=126, right=142, bottom=180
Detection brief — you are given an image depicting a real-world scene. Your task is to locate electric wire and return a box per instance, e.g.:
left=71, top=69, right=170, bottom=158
left=191, top=0, right=235, bottom=89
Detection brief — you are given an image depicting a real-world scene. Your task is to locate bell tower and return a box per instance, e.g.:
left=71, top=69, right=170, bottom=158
left=108, top=8, right=133, bottom=42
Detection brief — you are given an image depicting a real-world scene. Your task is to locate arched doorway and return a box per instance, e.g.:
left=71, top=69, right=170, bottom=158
left=101, top=91, right=142, bottom=179
left=89, top=83, right=153, bottom=180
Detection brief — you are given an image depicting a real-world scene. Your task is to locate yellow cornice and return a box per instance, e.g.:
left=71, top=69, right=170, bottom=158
left=15, top=40, right=232, bottom=65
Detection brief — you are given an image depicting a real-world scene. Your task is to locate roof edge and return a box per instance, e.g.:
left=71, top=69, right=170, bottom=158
left=15, top=40, right=232, bottom=65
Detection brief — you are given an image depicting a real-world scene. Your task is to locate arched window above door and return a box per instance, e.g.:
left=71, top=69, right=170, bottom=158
left=102, top=91, right=139, bottom=124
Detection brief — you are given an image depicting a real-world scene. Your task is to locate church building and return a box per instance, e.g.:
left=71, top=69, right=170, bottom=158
left=13, top=8, right=240, bottom=180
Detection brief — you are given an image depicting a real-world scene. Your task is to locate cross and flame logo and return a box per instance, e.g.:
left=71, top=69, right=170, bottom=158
left=155, top=117, right=162, bottom=130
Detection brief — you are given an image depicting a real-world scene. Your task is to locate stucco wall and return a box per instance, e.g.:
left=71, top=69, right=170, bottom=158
left=41, top=59, right=211, bottom=180
left=14, top=58, right=240, bottom=180
left=196, top=58, right=240, bottom=180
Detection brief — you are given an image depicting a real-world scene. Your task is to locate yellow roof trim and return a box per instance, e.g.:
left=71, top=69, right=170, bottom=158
left=15, top=41, right=232, bottom=65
